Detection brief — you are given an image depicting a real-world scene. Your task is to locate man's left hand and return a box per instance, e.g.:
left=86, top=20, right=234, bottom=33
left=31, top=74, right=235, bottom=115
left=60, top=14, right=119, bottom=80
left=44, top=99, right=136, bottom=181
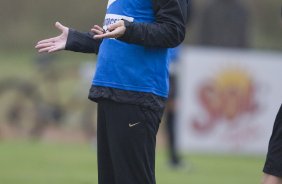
left=91, top=20, right=126, bottom=39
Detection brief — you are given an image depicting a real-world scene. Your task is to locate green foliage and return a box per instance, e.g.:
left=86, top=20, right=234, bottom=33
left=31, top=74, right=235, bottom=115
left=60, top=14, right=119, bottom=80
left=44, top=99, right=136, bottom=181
left=189, top=0, right=282, bottom=50
left=0, top=141, right=264, bottom=184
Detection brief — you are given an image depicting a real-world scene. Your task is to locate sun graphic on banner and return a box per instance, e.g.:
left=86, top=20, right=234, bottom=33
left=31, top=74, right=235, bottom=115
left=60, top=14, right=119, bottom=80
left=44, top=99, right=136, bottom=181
left=192, top=68, right=258, bottom=133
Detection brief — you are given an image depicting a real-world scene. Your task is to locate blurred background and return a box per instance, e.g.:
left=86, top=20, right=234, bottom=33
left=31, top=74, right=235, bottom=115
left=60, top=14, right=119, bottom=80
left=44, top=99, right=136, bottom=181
left=0, top=0, right=282, bottom=183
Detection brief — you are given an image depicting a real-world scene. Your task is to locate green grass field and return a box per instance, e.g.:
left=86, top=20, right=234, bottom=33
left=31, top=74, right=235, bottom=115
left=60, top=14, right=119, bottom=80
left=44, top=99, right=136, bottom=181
left=0, top=53, right=267, bottom=184
left=0, top=141, right=264, bottom=184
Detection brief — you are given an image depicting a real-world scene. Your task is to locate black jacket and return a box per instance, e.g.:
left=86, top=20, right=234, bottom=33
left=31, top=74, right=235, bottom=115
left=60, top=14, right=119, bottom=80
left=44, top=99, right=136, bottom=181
left=66, top=0, right=191, bottom=53
left=65, top=0, right=191, bottom=115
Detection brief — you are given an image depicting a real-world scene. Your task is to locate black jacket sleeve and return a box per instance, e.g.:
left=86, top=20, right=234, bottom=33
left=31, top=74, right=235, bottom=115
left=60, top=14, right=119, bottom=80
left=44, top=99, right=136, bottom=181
left=65, top=29, right=102, bottom=54
left=118, top=0, right=191, bottom=48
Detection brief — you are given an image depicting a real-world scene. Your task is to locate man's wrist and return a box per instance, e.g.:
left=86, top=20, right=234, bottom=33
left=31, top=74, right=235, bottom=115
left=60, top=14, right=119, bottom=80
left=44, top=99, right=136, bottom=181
left=118, top=19, right=132, bottom=41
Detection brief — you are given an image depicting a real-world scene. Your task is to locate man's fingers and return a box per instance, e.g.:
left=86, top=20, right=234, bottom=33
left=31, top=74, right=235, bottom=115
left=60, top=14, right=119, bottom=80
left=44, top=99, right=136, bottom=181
left=94, top=30, right=120, bottom=39
left=94, top=27, right=125, bottom=39
left=35, top=22, right=67, bottom=53
left=93, top=20, right=125, bottom=39
left=55, top=21, right=66, bottom=32
left=94, top=25, right=104, bottom=32
left=91, top=28, right=104, bottom=35
left=94, top=32, right=114, bottom=39
left=35, top=42, right=55, bottom=49
left=107, top=21, right=123, bottom=31
left=38, top=46, right=56, bottom=53
left=107, top=23, right=119, bottom=31
left=37, top=37, right=57, bottom=44
left=48, top=47, right=61, bottom=53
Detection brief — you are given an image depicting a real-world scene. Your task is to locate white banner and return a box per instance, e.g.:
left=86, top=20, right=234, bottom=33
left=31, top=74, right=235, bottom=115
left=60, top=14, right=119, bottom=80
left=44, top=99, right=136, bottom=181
left=176, top=47, right=282, bottom=155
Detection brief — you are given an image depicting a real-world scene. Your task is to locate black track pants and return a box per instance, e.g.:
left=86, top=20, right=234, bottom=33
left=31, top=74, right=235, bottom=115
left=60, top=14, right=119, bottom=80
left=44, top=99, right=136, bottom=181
left=97, top=99, right=161, bottom=184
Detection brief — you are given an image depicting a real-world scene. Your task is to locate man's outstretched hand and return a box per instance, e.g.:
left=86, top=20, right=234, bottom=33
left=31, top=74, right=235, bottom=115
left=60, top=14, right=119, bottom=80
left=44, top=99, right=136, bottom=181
left=91, top=20, right=126, bottom=39
left=35, top=22, right=69, bottom=53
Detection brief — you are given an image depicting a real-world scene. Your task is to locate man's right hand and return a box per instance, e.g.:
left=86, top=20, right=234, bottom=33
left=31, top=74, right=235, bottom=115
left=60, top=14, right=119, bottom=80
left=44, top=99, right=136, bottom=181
left=35, top=22, right=69, bottom=53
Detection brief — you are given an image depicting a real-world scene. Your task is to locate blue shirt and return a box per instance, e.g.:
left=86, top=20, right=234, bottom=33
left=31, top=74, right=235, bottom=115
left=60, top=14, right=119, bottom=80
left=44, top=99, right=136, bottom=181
left=92, top=0, right=170, bottom=97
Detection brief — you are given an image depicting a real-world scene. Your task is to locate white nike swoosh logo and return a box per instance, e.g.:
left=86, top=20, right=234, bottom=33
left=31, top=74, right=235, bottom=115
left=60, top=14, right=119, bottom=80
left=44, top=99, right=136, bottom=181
left=129, top=122, right=141, bottom=127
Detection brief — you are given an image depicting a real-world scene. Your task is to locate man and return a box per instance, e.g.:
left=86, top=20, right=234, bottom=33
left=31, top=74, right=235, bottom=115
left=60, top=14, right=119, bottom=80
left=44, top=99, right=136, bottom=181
left=262, top=105, right=282, bottom=184
left=165, top=46, right=183, bottom=168
left=165, top=5, right=191, bottom=168
left=35, top=0, right=190, bottom=183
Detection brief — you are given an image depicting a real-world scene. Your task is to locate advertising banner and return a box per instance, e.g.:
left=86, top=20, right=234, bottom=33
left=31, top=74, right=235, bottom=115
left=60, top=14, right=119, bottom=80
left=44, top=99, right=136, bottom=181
left=177, top=47, right=282, bottom=154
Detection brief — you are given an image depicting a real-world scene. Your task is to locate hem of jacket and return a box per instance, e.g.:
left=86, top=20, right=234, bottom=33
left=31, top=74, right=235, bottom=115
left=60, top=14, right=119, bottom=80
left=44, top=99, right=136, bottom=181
left=92, top=80, right=168, bottom=98
left=88, top=85, right=167, bottom=119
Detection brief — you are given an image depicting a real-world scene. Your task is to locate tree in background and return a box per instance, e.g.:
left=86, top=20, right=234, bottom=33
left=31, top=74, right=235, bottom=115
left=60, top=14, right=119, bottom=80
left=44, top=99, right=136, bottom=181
left=198, top=0, right=249, bottom=48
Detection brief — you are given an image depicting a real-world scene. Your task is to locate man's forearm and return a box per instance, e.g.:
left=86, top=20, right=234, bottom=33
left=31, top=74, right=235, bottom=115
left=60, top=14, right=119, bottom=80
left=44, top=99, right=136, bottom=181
left=66, top=29, right=102, bottom=54
left=117, top=0, right=190, bottom=48
left=118, top=20, right=185, bottom=48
